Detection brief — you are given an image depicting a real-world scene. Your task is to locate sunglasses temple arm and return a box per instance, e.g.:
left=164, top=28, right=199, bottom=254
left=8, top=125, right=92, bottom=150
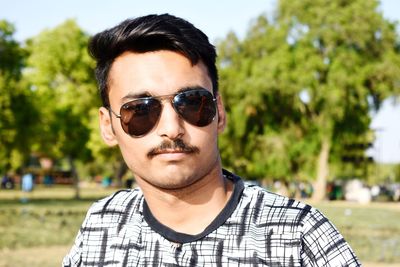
left=107, top=107, right=121, bottom=118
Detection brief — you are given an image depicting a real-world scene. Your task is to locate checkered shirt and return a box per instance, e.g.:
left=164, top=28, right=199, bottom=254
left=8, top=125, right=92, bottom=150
left=62, top=170, right=360, bottom=266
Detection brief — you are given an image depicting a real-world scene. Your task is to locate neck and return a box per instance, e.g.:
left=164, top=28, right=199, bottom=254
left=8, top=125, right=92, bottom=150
left=137, top=164, right=234, bottom=235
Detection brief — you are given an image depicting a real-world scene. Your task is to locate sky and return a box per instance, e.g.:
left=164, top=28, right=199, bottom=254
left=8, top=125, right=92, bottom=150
left=1, top=0, right=400, bottom=163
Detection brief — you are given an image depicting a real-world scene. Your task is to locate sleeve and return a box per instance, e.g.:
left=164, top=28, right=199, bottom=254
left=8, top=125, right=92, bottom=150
left=62, top=226, right=83, bottom=267
left=300, top=208, right=361, bottom=267
left=62, top=203, right=96, bottom=267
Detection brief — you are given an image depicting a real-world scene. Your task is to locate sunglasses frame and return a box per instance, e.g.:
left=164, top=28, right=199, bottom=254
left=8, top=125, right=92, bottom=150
left=108, top=88, right=217, bottom=137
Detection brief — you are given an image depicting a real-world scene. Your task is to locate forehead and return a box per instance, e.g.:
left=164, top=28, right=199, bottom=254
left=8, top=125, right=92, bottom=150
left=108, top=51, right=212, bottom=105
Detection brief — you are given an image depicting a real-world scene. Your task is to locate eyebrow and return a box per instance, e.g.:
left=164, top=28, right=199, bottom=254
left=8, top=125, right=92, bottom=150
left=120, top=85, right=208, bottom=103
left=121, top=92, right=151, bottom=103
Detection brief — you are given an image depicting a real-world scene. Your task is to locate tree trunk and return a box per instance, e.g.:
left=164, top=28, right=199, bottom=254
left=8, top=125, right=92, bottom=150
left=68, top=155, right=80, bottom=200
left=312, top=137, right=331, bottom=202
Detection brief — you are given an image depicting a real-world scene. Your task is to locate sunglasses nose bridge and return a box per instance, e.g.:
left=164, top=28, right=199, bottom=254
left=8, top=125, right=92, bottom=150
left=154, top=94, right=180, bottom=117
left=155, top=93, right=176, bottom=104
left=158, top=95, right=181, bottom=119
left=154, top=96, right=186, bottom=139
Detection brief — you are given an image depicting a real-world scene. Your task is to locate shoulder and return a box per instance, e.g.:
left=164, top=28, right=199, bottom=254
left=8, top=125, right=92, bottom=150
left=81, top=188, right=144, bottom=228
left=239, top=182, right=316, bottom=232
left=241, top=183, right=360, bottom=265
left=91, top=188, right=143, bottom=209
left=223, top=169, right=315, bottom=229
left=89, top=187, right=143, bottom=214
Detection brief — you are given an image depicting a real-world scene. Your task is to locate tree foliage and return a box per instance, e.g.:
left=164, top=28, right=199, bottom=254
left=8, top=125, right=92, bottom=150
left=23, top=19, right=125, bottom=184
left=21, top=20, right=101, bottom=197
left=218, top=0, right=400, bottom=199
left=24, top=19, right=98, bottom=161
left=0, top=19, right=126, bottom=185
left=0, top=20, right=37, bottom=173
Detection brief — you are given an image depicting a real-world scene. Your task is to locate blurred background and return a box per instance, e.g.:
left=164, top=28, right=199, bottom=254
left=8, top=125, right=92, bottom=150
left=1, top=0, right=399, bottom=266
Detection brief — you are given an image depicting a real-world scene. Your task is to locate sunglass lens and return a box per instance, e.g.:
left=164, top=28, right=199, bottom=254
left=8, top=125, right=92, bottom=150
left=120, top=98, right=162, bottom=136
left=174, top=90, right=216, bottom=127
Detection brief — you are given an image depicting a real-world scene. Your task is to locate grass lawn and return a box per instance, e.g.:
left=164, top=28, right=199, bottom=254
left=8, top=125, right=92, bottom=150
left=0, top=186, right=399, bottom=266
left=314, top=201, right=400, bottom=264
left=0, top=185, right=117, bottom=250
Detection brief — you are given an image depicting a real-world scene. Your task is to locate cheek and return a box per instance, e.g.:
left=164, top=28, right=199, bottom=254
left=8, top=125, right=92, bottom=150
left=195, top=129, right=221, bottom=170
left=191, top=125, right=219, bottom=153
left=116, top=136, right=148, bottom=168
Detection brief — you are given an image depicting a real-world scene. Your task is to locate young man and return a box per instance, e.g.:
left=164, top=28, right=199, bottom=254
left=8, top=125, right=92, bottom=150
left=63, top=14, right=360, bottom=266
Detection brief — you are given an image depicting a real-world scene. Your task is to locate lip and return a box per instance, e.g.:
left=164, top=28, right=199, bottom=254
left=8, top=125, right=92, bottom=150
left=153, top=150, right=189, bottom=161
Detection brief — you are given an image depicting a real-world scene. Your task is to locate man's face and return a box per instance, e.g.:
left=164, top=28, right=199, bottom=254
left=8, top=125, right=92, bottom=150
left=99, top=50, right=226, bottom=190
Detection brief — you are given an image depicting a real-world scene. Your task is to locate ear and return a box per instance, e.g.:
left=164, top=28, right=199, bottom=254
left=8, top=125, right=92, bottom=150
left=99, top=107, right=118, bottom=146
left=216, top=93, right=226, bottom=133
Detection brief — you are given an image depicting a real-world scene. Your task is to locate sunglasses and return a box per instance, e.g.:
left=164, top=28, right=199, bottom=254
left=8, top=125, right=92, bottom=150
left=108, top=88, right=217, bottom=137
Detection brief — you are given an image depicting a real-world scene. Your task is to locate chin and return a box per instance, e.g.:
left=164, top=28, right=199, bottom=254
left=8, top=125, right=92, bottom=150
left=148, top=172, right=200, bottom=191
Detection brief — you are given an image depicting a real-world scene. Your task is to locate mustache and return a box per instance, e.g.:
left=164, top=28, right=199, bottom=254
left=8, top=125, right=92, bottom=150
left=147, top=139, right=200, bottom=159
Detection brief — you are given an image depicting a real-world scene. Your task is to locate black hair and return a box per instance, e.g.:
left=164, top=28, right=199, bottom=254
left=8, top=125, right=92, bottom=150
left=88, top=13, right=218, bottom=107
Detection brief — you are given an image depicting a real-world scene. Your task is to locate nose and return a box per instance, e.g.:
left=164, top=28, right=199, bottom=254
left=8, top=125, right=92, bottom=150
left=156, top=101, right=185, bottom=140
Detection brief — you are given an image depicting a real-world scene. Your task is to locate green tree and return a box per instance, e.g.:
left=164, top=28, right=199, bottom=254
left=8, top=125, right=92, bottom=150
left=0, top=20, right=37, bottom=174
left=25, top=19, right=98, bottom=198
left=218, top=0, right=400, bottom=200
